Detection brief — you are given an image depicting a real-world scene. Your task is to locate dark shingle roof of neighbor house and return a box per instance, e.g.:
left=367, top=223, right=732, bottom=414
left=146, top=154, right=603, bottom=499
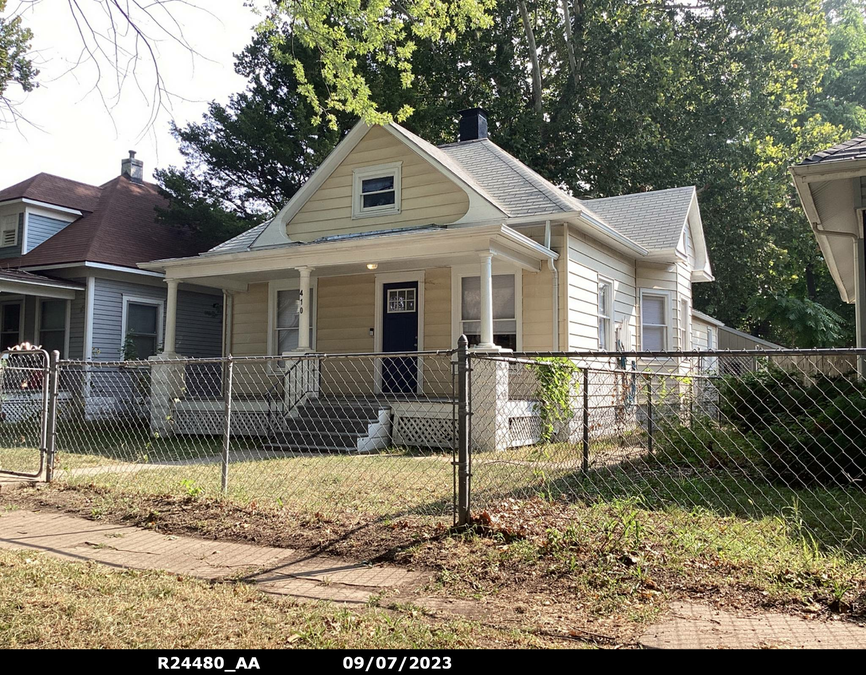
left=0, top=268, right=84, bottom=289
left=580, top=186, right=696, bottom=251
left=208, top=128, right=698, bottom=256
left=799, top=134, right=866, bottom=165
left=1, top=176, right=202, bottom=270
left=0, top=172, right=103, bottom=212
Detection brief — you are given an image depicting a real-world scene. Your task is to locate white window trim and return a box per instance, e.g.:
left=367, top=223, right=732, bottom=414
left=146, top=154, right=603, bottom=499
left=0, top=298, right=24, bottom=348
left=120, top=295, right=165, bottom=360
left=639, top=288, right=673, bottom=351
left=352, top=161, right=402, bottom=219
left=450, top=263, right=522, bottom=350
left=35, top=298, right=71, bottom=357
left=598, top=276, right=614, bottom=351
left=373, top=270, right=425, bottom=395
left=679, top=297, right=691, bottom=351
left=0, top=213, right=19, bottom=248
left=267, top=278, right=318, bottom=356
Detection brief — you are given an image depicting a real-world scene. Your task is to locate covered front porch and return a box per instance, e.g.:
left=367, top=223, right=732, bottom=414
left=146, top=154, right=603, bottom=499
left=143, top=223, right=561, bottom=451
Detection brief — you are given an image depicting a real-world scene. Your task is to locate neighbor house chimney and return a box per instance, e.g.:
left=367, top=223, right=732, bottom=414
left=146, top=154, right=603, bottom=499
left=458, top=108, right=488, bottom=142
left=121, top=150, right=144, bottom=183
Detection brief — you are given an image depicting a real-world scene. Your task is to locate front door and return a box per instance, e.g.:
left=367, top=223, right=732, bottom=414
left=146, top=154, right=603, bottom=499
left=381, top=281, right=419, bottom=394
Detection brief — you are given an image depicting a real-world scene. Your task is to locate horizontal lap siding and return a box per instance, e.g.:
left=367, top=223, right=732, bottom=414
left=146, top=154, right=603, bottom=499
left=288, top=126, right=470, bottom=242
left=523, top=267, right=554, bottom=351
left=230, top=283, right=269, bottom=395
left=568, top=231, right=637, bottom=351
left=317, top=275, right=375, bottom=353
left=175, top=290, right=222, bottom=357
left=424, top=268, right=451, bottom=350
left=91, top=278, right=166, bottom=361
left=692, top=318, right=711, bottom=350
left=26, top=213, right=70, bottom=251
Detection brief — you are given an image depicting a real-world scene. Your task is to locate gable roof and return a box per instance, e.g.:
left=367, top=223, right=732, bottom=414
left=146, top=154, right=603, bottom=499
left=437, top=138, right=591, bottom=217
left=580, top=186, right=697, bottom=252
left=799, top=134, right=866, bottom=165
left=0, top=172, right=102, bottom=212
left=2, top=176, right=202, bottom=270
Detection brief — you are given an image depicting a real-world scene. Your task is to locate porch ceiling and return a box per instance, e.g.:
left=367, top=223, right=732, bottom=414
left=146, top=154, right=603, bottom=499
left=142, top=223, right=556, bottom=291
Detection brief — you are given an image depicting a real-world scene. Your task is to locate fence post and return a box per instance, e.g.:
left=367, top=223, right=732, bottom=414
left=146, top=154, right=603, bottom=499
left=221, top=356, right=233, bottom=494
left=456, top=335, right=471, bottom=527
left=582, top=366, right=589, bottom=472
left=44, top=350, right=60, bottom=483
left=646, top=374, right=654, bottom=455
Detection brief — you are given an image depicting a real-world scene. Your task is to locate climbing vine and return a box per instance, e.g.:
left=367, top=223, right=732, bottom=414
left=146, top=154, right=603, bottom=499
left=528, top=357, right=578, bottom=443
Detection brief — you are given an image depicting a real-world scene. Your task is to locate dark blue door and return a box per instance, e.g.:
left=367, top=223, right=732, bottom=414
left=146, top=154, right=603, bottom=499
left=382, top=281, right=418, bottom=395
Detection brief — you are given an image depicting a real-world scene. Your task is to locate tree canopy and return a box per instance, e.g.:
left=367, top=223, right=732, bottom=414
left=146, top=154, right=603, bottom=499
left=158, top=0, right=866, bottom=346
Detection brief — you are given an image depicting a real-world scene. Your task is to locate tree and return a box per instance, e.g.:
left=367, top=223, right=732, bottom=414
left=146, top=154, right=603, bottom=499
left=161, top=0, right=866, bottom=346
left=0, top=0, right=37, bottom=125
left=154, top=32, right=348, bottom=248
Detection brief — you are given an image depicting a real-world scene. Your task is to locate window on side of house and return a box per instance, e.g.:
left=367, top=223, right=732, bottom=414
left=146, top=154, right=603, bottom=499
left=598, top=279, right=612, bottom=350
left=353, top=163, right=401, bottom=218
left=707, top=326, right=715, bottom=350
left=641, top=293, right=669, bottom=351
left=0, top=214, right=18, bottom=247
left=460, top=274, right=517, bottom=351
left=124, top=301, right=161, bottom=359
left=0, top=302, right=21, bottom=350
left=39, top=300, right=66, bottom=357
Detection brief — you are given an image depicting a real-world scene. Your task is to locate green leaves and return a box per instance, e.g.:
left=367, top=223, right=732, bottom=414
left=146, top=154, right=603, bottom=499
left=528, top=357, right=577, bottom=443
left=0, top=0, right=37, bottom=103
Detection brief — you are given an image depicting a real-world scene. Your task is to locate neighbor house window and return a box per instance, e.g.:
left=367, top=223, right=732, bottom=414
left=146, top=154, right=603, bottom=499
left=352, top=163, right=401, bottom=218
left=0, top=214, right=18, bottom=247
left=122, top=300, right=162, bottom=359
left=460, top=274, right=517, bottom=351
left=0, top=302, right=21, bottom=350
left=598, top=279, right=612, bottom=350
left=640, top=292, right=669, bottom=351
left=39, top=300, right=66, bottom=357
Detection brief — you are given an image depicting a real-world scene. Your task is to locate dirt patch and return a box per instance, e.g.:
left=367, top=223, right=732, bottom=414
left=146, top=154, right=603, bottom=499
left=4, top=482, right=866, bottom=649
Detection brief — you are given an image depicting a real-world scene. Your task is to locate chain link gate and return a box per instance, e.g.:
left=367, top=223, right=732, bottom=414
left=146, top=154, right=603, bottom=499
left=0, top=348, right=53, bottom=479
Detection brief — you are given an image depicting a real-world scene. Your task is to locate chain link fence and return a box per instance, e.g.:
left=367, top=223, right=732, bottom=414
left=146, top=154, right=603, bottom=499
left=469, top=349, right=866, bottom=554
left=4, top=345, right=866, bottom=554
left=51, top=351, right=458, bottom=521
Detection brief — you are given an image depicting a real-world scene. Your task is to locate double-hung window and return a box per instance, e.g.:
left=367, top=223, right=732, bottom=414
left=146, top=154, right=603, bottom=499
left=39, top=300, right=66, bottom=356
left=598, top=279, right=612, bottom=350
left=272, top=285, right=315, bottom=354
left=0, top=302, right=21, bottom=350
left=353, top=163, right=401, bottom=218
left=0, top=214, right=18, bottom=247
left=123, top=300, right=162, bottom=359
left=641, top=292, right=669, bottom=351
left=460, top=274, right=517, bottom=351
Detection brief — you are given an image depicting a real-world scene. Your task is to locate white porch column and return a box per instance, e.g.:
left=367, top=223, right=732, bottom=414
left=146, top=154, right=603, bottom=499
left=163, top=278, right=179, bottom=356
left=855, top=233, right=866, bottom=378
left=478, top=252, right=496, bottom=350
left=296, top=266, right=313, bottom=352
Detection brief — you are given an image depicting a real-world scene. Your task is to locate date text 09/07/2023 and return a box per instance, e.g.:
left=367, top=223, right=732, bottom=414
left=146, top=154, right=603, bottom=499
left=343, top=656, right=452, bottom=671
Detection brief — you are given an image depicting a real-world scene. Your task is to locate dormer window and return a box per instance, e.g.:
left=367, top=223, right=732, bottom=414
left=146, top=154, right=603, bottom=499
left=0, top=214, right=18, bottom=247
left=353, top=162, right=401, bottom=218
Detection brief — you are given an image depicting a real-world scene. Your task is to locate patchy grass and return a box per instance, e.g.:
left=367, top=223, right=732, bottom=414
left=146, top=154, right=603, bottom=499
left=0, top=549, right=561, bottom=649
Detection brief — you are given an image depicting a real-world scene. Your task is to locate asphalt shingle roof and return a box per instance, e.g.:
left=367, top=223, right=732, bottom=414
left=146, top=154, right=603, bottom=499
left=207, top=126, right=697, bottom=256
left=2, top=176, right=203, bottom=269
left=799, top=134, right=866, bottom=165
left=0, top=172, right=102, bottom=212
left=579, top=186, right=696, bottom=252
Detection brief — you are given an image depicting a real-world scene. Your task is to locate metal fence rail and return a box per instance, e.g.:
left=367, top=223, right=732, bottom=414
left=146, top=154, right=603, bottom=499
left=468, top=348, right=866, bottom=553
left=4, top=344, right=866, bottom=553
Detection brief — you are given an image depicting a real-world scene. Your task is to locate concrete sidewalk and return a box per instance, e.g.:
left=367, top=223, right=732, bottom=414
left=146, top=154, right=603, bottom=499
left=0, top=508, right=429, bottom=604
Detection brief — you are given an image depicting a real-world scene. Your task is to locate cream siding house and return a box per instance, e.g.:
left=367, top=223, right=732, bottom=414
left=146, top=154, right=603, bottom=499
left=142, top=110, right=718, bottom=450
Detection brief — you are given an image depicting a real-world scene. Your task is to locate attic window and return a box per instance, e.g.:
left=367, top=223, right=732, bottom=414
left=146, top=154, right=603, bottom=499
left=0, top=215, right=18, bottom=247
left=353, top=162, right=401, bottom=218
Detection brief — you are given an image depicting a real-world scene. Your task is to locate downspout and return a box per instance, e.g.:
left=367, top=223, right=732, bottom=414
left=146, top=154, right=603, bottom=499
left=544, top=219, right=560, bottom=351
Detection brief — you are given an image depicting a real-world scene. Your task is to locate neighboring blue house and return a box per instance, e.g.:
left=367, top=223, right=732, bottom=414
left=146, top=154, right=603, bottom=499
left=0, top=153, right=222, bottom=365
